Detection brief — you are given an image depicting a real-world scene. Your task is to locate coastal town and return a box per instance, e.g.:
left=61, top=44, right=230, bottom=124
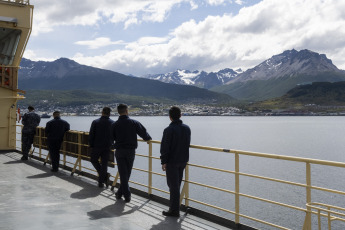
left=19, top=102, right=345, bottom=117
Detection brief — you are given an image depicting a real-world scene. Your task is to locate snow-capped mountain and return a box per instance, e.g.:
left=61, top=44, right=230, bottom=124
left=228, top=49, right=342, bottom=84
left=215, top=49, right=345, bottom=101
left=141, top=68, right=240, bottom=89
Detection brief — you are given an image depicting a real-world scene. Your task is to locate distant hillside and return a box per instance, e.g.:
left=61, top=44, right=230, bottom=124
left=252, top=81, right=345, bottom=109
left=17, top=90, right=175, bottom=107
left=19, top=58, right=235, bottom=104
left=141, top=68, right=241, bottom=89
left=212, top=49, right=345, bottom=101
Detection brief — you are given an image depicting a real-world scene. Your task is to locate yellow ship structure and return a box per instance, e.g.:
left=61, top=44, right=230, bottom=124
left=0, top=0, right=33, bottom=151
left=2, top=1, right=345, bottom=230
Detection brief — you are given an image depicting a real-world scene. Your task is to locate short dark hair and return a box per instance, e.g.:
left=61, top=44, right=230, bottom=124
left=28, top=106, right=34, bottom=111
left=102, top=107, right=111, bottom=116
left=117, top=104, right=128, bottom=115
left=53, top=111, right=60, bottom=116
left=169, top=106, right=181, bottom=121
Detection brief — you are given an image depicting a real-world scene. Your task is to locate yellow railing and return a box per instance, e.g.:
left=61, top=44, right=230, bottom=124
left=15, top=125, right=345, bottom=230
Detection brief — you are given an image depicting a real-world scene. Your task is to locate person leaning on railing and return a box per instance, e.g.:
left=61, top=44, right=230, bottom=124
left=45, top=111, right=70, bottom=172
left=21, top=105, right=40, bottom=160
left=112, top=103, right=152, bottom=203
left=160, top=106, right=191, bottom=217
left=88, top=107, right=114, bottom=188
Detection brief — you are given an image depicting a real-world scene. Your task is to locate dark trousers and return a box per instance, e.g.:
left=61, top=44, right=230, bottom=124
left=48, top=140, right=62, bottom=170
left=90, top=147, right=110, bottom=183
left=21, top=133, right=35, bottom=157
left=166, top=162, right=186, bottom=211
left=115, top=149, right=135, bottom=198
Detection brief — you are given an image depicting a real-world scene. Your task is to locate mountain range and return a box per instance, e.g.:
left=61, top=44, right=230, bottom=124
left=18, top=49, right=345, bottom=106
left=18, top=58, right=235, bottom=104
left=212, top=49, right=345, bottom=101
left=141, top=49, right=345, bottom=101
left=141, top=68, right=242, bottom=89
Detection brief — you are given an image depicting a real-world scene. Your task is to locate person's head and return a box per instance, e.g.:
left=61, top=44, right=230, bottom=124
left=53, top=111, right=60, bottom=118
left=102, top=107, right=111, bottom=116
left=169, top=106, right=181, bottom=121
left=117, top=104, right=128, bottom=115
left=28, top=106, right=34, bottom=112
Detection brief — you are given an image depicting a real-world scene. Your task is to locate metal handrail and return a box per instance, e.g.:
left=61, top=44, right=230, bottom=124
left=15, top=125, right=345, bottom=229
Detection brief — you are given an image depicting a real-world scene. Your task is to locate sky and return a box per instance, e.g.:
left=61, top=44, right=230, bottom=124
left=24, top=0, right=345, bottom=76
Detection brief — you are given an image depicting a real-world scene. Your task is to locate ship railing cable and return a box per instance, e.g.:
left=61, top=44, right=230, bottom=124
left=15, top=124, right=345, bottom=230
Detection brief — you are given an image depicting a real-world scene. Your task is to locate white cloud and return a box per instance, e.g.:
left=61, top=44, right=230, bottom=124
left=69, top=0, right=345, bottom=75
left=31, top=0, right=187, bottom=35
left=74, top=37, right=125, bottom=49
left=206, top=0, right=226, bottom=6
left=23, top=49, right=57, bottom=62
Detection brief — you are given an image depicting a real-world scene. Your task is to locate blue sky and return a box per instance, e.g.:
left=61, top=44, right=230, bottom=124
left=25, top=0, right=345, bottom=76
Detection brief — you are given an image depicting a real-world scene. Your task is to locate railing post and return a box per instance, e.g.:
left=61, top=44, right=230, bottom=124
left=328, top=207, right=331, bottom=230
left=235, top=153, right=240, bottom=224
left=304, top=162, right=312, bottom=230
left=63, top=138, right=66, bottom=167
left=39, top=127, right=42, bottom=158
left=185, top=163, right=189, bottom=207
left=78, top=132, right=82, bottom=173
left=148, top=141, right=152, bottom=195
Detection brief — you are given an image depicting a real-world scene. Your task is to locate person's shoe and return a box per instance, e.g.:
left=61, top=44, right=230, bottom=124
left=21, top=156, right=28, bottom=161
left=162, top=210, right=180, bottom=217
left=98, top=182, right=104, bottom=188
left=51, top=169, right=58, bottom=172
left=115, top=192, right=122, bottom=200
left=124, top=196, right=131, bottom=203
left=105, top=173, right=110, bottom=188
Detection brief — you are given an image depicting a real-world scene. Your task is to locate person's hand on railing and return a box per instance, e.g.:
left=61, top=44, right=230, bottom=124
left=162, top=164, right=167, bottom=171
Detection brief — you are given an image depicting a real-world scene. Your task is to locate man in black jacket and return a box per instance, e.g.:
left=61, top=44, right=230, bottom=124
left=45, top=111, right=70, bottom=172
left=21, top=106, right=41, bottom=160
left=89, top=107, right=114, bottom=188
left=112, top=104, right=151, bottom=202
left=160, top=106, right=191, bottom=217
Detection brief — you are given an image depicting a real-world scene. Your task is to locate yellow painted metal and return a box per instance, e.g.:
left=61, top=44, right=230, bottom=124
left=20, top=130, right=345, bottom=230
left=0, top=0, right=33, bottom=151
left=185, top=163, right=189, bottom=207
left=235, top=153, right=240, bottom=224
left=304, top=163, right=312, bottom=230
left=148, top=141, right=152, bottom=195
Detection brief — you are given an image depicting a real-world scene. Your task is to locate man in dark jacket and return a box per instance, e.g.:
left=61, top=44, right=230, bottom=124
left=89, top=107, right=114, bottom=188
left=112, top=104, right=151, bottom=202
left=21, top=106, right=41, bottom=160
left=160, top=106, right=191, bottom=217
left=45, top=111, right=70, bottom=172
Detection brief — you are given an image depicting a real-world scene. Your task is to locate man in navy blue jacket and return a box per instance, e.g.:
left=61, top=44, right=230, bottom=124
left=45, top=111, right=70, bottom=172
left=89, top=107, right=114, bottom=188
left=160, top=106, right=191, bottom=217
left=112, top=104, right=151, bottom=202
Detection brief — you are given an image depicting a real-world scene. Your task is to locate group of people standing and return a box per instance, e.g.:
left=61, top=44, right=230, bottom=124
left=21, top=104, right=191, bottom=217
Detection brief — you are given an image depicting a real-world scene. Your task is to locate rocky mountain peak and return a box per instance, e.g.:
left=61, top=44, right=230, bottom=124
left=229, top=49, right=341, bottom=83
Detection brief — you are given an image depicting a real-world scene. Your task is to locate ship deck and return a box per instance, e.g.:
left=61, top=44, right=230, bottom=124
left=0, top=152, right=231, bottom=230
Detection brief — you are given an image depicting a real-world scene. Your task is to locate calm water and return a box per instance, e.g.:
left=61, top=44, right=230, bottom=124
left=36, top=116, right=345, bottom=229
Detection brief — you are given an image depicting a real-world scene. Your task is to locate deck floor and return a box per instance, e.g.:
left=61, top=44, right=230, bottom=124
left=0, top=152, right=231, bottom=230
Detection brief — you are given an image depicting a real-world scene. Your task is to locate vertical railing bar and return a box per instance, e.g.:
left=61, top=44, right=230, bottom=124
left=39, top=127, right=42, bottom=158
left=63, top=137, right=66, bottom=167
left=305, top=163, right=312, bottom=230
left=78, top=133, right=82, bottom=174
left=185, top=163, right=189, bottom=207
left=328, top=207, right=331, bottom=230
left=235, top=153, right=240, bottom=224
left=318, top=210, right=321, bottom=230
left=148, top=141, right=153, bottom=195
